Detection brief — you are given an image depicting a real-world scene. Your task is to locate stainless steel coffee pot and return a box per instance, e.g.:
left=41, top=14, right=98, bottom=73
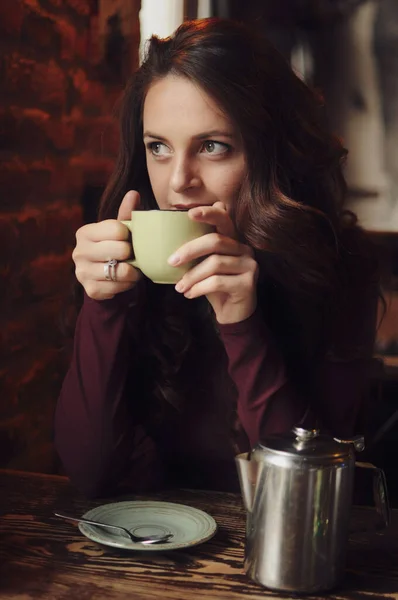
left=235, top=427, right=390, bottom=594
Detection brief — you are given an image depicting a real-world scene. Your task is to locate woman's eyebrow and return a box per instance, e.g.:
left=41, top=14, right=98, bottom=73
left=194, top=130, right=236, bottom=140
left=143, top=132, right=168, bottom=141
left=143, top=129, right=236, bottom=143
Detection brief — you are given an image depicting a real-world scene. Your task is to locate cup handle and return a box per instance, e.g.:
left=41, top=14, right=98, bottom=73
left=120, top=220, right=139, bottom=269
left=353, top=461, right=390, bottom=532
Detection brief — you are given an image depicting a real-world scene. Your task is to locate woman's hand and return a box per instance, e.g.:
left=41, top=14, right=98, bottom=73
left=170, top=202, right=259, bottom=324
left=72, top=191, right=142, bottom=301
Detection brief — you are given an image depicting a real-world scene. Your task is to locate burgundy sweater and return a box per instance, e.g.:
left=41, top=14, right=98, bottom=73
left=54, top=283, right=376, bottom=498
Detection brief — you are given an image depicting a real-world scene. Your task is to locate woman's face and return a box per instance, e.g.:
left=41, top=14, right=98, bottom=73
left=143, top=75, right=247, bottom=212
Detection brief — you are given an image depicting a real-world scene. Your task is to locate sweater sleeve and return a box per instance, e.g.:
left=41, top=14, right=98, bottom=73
left=218, top=310, right=307, bottom=446
left=54, top=285, right=163, bottom=498
left=218, top=304, right=376, bottom=447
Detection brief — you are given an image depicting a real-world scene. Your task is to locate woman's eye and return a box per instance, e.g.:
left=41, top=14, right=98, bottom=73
left=202, top=141, right=230, bottom=155
left=148, top=142, right=169, bottom=156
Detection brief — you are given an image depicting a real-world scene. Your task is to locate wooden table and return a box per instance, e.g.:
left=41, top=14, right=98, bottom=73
left=1, top=470, right=398, bottom=599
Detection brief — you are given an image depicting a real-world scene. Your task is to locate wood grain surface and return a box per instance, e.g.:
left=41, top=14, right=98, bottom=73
left=1, top=469, right=398, bottom=600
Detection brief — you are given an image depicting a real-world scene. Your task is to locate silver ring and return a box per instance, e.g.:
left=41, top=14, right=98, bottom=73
left=104, top=258, right=118, bottom=282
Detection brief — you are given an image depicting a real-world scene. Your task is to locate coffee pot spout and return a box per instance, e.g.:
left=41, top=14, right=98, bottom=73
left=235, top=453, right=259, bottom=513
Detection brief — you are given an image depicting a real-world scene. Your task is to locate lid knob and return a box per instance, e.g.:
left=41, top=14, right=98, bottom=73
left=293, top=427, right=320, bottom=441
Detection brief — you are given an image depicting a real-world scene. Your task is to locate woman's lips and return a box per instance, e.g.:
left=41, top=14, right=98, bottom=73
left=172, top=204, right=205, bottom=210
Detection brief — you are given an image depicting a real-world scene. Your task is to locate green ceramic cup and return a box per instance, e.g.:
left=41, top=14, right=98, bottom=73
left=121, top=210, right=214, bottom=284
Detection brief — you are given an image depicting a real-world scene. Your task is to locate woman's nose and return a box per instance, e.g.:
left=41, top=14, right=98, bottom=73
left=170, top=156, right=201, bottom=193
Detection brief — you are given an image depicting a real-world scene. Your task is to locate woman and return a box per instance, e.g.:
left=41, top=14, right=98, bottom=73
left=55, top=18, right=379, bottom=498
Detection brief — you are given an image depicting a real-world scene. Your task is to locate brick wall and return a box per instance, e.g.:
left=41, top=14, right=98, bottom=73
left=0, top=0, right=141, bottom=472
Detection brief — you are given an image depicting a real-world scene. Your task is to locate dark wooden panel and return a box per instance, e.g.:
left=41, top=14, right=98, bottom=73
left=184, top=0, right=198, bottom=20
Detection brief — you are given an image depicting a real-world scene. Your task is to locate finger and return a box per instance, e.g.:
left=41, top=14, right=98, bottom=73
left=77, top=240, right=133, bottom=263
left=84, top=280, right=137, bottom=302
left=175, top=254, right=250, bottom=293
left=76, top=260, right=139, bottom=286
left=78, top=220, right=131, bottom=243
left=168, top=232, right=250, bottom=266
left=182, top=273, right=246, bottom=299
left=117, top=190, right=141, bottom=221
left=98, top=260, right=139, bottom=283
left=188, top=202, right=235, bottom=238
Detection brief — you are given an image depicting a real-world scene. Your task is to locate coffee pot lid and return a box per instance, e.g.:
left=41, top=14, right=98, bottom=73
left=256, top=427, right=364, bottom=461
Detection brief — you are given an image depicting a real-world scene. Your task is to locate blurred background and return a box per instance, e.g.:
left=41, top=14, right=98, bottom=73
left=1, top=0, right=397, bottom=500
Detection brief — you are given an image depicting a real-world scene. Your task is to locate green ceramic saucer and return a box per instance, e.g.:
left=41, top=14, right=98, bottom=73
left=79, top=501, right=217, bottom=551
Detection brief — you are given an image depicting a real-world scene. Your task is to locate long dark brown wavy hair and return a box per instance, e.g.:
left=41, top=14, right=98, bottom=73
left=94, top=18, right=379, bottom=424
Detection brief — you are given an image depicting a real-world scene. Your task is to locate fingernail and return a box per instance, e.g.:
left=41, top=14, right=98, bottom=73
left=168, top=253, right=180, bottom=266
left=175, top=281, right=185, bottom=293
left=190, top=207, right=203, bottom=218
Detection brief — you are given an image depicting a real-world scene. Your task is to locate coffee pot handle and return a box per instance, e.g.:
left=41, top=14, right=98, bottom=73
left=355, top=461, right=391, bottom=531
